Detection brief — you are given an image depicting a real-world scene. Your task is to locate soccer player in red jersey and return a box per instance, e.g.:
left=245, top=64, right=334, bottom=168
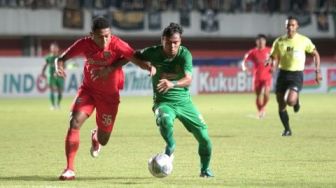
left=241, top=34, right=273, bottom=118
left=55, top=17, right=155, bottom=180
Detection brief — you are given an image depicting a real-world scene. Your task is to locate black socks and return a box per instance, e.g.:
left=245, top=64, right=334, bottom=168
left=279, top=110, right=290, bottom=131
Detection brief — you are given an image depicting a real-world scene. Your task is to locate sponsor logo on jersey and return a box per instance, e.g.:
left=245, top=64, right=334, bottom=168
left=103, top=51, right=112, bottom=59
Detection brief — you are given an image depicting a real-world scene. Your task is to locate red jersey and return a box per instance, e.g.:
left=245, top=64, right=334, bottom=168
left=62, top=35, right=134, bottom=96
left=245, top=47, right=272, bottom=80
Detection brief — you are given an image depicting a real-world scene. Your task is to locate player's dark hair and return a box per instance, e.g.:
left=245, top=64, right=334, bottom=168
left=287, top=16, right=299, bottom=24
left=91, top=17, right=110, bottom=32
left=256, top=34, right=267, bottom=40
left=162, top=23, right=183, bottom=38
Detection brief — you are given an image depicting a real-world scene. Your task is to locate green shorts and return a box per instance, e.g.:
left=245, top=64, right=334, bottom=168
left=153, top=100, right=207, bottom=133
left=48, top=76, right=64, bottom=89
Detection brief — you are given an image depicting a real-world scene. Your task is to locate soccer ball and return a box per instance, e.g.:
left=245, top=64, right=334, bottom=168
left=148, top=153, right=173, bottom=178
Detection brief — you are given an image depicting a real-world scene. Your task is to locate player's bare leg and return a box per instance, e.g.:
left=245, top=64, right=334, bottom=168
left=285, top=88, right=300, bottom=113
left=56, top=86, right=63, bottom=109
left=260, top=85, right=271, bottom=118
left=49, top=86, right=57, bottom=110
left=255, top=86, right=264, bottom=118
left=277, top=92, right=291, bottom=136
left=284, top=89, right=299, bottom=107
left=60, top=111, right=88, bottom=180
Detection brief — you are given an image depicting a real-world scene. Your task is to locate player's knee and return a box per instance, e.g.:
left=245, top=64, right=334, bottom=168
left=286, top=98, right=296, bottom=106
left=156, top=115, right=173, bottom=129
left=278, top=102, right=286, bottom=110
left=69, top=117, right=82, bottom=129
left=197, top=133, right=212, bottom=147
left=277, top=98, right=286, bottom=110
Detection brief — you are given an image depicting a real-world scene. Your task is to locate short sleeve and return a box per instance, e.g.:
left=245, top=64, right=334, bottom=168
left=305, top=38, right=316, bottom=53
left=115, top=38, right=135, bottom=59
left=270, top=38, right=280, bottom=58
left=137, top=47, right=155, bottom=62
left=183, top=50, right=193, bottom=75
left=245, top=49, right=254, bottom=61
left=61, top=38, right=86, bottom=59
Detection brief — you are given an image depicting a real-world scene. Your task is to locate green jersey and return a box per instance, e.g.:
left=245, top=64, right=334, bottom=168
left=140, top=45, right=193, bottom=103
left=45, top=54, right=58, bottom=77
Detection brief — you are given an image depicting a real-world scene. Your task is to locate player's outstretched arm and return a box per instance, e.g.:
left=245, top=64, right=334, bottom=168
left=311, top=49, right=322, bottom=83
left=55, top=56, right=67, bottom=78
left=90, top=58, right=129, bottom=81
left=241, top=53, right=249, bottom=71
left=129, top=56, right=156, bottom=76
left=54, top=38, right=84, bottom=78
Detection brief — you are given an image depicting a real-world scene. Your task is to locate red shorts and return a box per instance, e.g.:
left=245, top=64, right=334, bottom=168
left=253, top=78, right=272, bottom=92
left=71, top=86, right=120, bottom=133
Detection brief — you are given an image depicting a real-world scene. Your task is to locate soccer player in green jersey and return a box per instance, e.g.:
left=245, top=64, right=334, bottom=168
left=41, top=42, right=64, bottom=110
left=135, top=23, right=214, bottom=177
left=267, top=16, right=322, bottom=136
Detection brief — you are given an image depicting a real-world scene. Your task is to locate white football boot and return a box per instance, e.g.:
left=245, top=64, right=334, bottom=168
left=90, top=129, right=101, bottom=158
left=59, top=169, right=75, bottom=180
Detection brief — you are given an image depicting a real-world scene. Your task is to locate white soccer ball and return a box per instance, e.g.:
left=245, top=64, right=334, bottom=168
left=148, top=153, right=173, bottom=178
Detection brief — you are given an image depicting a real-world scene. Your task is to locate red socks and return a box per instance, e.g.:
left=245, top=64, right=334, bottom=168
left=65, top=128, right=80, bottom=171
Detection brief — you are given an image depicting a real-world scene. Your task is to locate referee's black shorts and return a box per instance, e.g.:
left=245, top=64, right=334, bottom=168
left=275, top=69, right=304, bottom=93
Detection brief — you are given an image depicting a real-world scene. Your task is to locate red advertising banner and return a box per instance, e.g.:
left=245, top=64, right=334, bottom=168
left=198, top=66, right=253, bottom=94
left=303, top=69, right=320, bottom=89
left=327, top=68, right=336, bottom=92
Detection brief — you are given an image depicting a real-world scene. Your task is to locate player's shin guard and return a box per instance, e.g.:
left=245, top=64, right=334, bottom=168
left=199, top=139, right=212, bottom=171
left=65, top=128, right=80, bottom=170
left=58, top=93, right=63, bottom=106
left=279, top=110, right=290, bottom=131
left=50, top=92, right=55, bottom=106
left=158, top=116, right=175, bottom=156
left=194, top=129, right=212, bottom=171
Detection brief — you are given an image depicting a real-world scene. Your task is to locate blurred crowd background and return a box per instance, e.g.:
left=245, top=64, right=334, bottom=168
left=0, top=0, right=335, bottom=96
left=0, top=0, right=335, bottom=13
left=0, top=0, right=335, bottom=60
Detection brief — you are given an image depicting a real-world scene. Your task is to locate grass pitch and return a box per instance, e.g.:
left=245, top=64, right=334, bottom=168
left=0, top=94, right=335, bottom=188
